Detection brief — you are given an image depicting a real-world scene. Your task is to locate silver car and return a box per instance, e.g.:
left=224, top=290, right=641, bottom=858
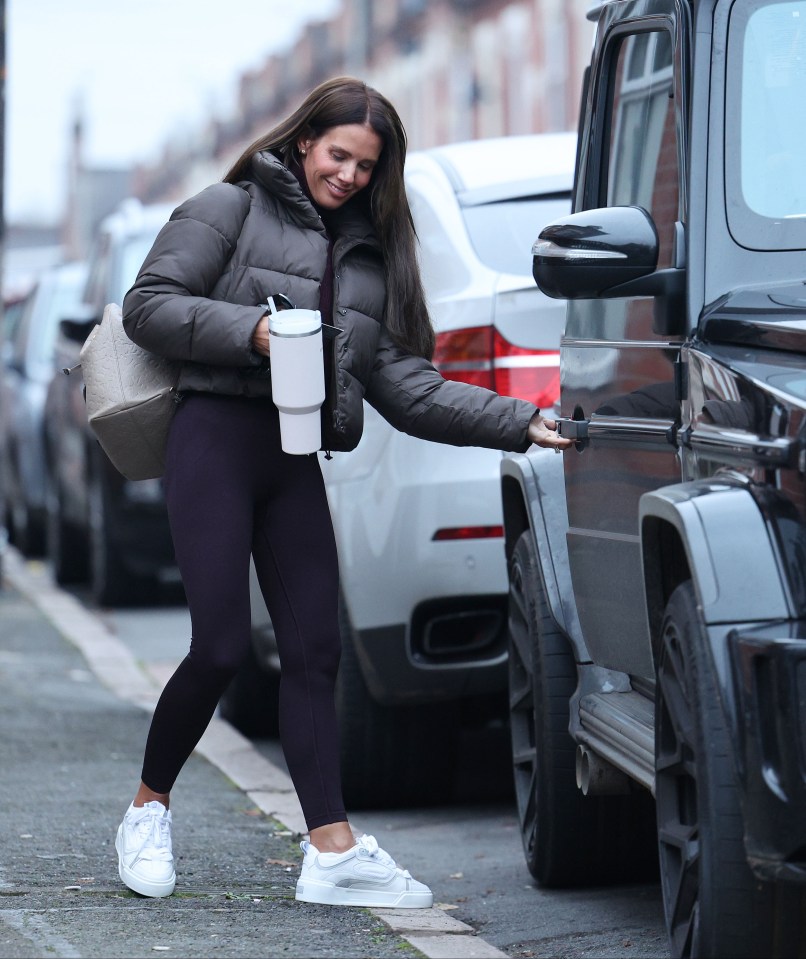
left=44, top=201, right=177, bottom=606
left=2, top=261, right=88, bottom=556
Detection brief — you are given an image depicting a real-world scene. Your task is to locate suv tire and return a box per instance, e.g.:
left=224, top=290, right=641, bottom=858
left=336, top=595, right=459, bottom=809
left=508, top=530, right=656, bottom=887
left=655, top=581, right=805, bottom=958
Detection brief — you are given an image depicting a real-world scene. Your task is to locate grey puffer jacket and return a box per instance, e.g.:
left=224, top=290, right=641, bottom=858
left=122, top=150, right=537, bottom=453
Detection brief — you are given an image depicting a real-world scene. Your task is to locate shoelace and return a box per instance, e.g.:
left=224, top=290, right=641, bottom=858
left=355, top=834, right=411, bottom=877
left=132, top=810, right=172, bottom=858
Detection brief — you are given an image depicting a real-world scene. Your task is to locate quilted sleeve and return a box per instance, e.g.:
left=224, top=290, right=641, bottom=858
left=122, top=183, right=266, bottom=367
left=365, top=327, right=536, bottom=453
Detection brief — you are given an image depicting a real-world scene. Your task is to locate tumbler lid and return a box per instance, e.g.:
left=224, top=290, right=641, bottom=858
left=268, top=307, right=321, bottom=337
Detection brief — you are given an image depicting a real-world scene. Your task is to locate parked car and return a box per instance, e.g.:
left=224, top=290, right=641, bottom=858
left=220, top=132, right=576, bottom=808
left=0, top=290, right=31, bottom=572
left=44, top=200, right=177, bottom=606
left=500, top=1, right=806, bottom=956
left=2, top=261, right=88, bottom=556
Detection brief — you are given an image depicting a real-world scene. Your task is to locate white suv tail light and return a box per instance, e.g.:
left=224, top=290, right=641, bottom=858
left=433, top=326, right=560, bottom=409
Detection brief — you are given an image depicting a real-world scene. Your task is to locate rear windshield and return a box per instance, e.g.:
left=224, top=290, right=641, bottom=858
left=462, top=196, right=570, bottom=275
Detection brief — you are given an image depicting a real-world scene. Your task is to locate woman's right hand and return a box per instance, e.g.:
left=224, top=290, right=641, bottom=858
left=527, top=412, right=573, bottom=452
left=252, top=313, right=271, bottom=356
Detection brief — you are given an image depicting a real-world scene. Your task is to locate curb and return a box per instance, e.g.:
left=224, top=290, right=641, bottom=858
left=2, top=548, right=508, bottom=959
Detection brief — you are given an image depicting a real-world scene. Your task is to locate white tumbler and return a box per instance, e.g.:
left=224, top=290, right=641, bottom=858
left=267, top=297, right=325, bottom=454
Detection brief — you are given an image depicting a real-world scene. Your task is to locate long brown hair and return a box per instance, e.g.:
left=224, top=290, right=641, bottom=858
left=224, top=76, right=434, bottom=360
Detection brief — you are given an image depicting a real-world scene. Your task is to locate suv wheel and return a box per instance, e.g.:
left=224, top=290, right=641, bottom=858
left=336, top=595, right=459, bottom=809
left=508, top=530, right=656, bottom=886
left=655, top=581, right=805, bottom=958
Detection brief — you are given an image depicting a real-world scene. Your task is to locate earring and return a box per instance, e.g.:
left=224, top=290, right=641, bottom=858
left=300, top=149, right=307, bottom=156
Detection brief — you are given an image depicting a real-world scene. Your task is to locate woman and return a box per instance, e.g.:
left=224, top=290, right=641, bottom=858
left=116, top=76, right=571, bottom=908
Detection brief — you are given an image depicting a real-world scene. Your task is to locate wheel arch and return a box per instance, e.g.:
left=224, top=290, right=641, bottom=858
left=640, top=513, right=692, bottom=663
left=501, top=450, right=590, bottom=663
left=640, top=478, right=791, bottom=664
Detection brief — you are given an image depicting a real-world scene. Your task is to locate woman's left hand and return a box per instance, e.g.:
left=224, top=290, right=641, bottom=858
left=527, top=412, right=574, bottom=452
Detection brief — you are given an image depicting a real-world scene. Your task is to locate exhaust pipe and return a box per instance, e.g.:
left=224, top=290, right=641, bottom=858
left=576, top=745, right=632, bottom=796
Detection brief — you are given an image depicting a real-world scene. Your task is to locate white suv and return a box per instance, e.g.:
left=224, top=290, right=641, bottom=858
left=221, top=133, right=576, bottom=808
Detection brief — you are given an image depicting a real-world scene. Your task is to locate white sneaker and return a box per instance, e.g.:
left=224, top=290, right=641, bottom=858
left=115, top=801, right=176, bottom=897
left=295, top=833, right=433, bottom=908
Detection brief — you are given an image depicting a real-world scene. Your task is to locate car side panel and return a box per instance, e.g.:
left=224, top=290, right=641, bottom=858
left=325, top=404, right=509, bottom=633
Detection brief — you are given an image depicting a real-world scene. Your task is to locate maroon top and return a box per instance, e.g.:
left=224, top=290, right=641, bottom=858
left=289, top=157, right=334, bottom=324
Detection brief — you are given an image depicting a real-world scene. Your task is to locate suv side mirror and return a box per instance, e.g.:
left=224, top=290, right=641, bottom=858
left=532, top=205, right=683, bottom=297
left=532, top=205, right=686, bottom=335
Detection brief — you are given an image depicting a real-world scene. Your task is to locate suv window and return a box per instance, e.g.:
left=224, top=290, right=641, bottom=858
left=568, top=25, right=680, bottom=347
left=606, top=29, right=678, bottom=269
left=726, top=0, right=806, bottom=250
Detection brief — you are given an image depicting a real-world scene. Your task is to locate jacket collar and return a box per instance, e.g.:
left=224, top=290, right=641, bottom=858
left=249, top=150, right=379, bottom=250
left=250, top=150, right=323, bottom=231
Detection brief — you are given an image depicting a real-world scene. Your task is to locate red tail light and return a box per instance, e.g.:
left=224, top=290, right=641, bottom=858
left=432, top=525, right=504, bottom=541
left=433, top=326, right=559, bottom=408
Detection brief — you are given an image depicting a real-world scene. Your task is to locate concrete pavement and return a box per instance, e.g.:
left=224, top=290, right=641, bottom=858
left=0, top=548, right=506, bottom=959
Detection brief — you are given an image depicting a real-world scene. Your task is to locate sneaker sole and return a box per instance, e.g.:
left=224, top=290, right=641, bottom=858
left=295, top=877, right=433, bottom=909
left=115, top=829, right=176, bottom=898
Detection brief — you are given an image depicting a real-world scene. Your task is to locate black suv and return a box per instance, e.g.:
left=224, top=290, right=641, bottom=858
left=44, top=200, right=178, bottom=606
left=501, top=1, right=806, bottom=956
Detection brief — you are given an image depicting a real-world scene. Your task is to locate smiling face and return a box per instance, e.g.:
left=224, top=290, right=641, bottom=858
left=298, top=124, right=383, bottom=210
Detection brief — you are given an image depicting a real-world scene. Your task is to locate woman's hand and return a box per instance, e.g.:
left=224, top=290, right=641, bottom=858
left=527, top=412, right=573, bottom=452
left=252, top=313, right=271, bottom=357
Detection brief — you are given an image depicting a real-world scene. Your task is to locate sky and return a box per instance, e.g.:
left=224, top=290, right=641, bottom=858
left=5, top=0, right=339, bottom=225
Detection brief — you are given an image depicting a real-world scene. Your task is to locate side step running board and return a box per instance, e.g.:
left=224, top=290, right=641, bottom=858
left=577, top=690, right=655, bottom=793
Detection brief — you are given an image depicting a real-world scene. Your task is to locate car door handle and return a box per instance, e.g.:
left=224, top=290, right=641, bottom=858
left=557, top=417, right=590, bottom=440
left=557, top=415, right=589, bottom=451
left=558, top=414, right=678, bottom=453
left=557, top=417, right=589, bottom=440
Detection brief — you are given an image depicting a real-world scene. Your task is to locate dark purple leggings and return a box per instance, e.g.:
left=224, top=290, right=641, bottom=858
left=141, top=393, right=347, bottom=830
